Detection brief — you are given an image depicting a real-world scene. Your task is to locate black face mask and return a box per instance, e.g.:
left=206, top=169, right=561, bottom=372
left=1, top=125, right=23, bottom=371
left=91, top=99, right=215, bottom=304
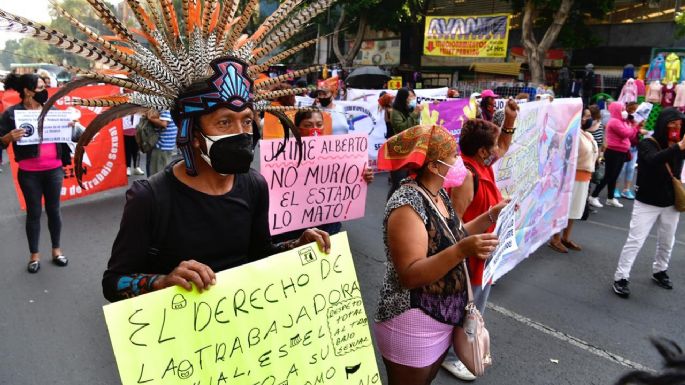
left=200, top=132, right=254, bottom=175
left=33, top=90, right=48, bottom=105
left=318, top=97, right=332, bottom=107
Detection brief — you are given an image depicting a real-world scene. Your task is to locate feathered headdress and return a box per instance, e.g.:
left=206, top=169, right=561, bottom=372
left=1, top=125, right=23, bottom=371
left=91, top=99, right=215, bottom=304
left=0, top=0, right=334, bottom=184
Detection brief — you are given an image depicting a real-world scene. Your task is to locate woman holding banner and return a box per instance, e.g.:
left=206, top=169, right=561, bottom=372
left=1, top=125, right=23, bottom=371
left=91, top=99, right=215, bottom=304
left=374, top=125, right=507, bottom=385
left=444, top=102, right=518, bottom=380
left=0, top=73, right=71, bottom=273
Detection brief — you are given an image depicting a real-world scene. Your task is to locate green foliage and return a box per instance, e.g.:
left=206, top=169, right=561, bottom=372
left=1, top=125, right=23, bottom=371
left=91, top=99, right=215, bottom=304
left=505, top=0, right=615, bottom=48
left=675, top=12, right=685, bottom=39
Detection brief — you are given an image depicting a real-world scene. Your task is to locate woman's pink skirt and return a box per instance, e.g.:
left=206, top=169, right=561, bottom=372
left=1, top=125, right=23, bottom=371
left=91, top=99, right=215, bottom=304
left=374, top=309, right=454, bottom=368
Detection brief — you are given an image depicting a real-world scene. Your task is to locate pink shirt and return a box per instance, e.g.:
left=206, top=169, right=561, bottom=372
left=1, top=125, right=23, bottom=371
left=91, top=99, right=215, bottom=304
left=18, top=143, right=63, bottom=171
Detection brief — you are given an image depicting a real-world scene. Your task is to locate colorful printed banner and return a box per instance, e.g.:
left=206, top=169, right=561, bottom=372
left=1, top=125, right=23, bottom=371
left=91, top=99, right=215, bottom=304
left=103, top=232, right=381, bottom=385
left=491, top=99, right=583, bottom=281
left=260, top=133, right=369, bottom=235
left=424, top=99, right=472, bottom=143
left=424, top=14, right=510, bottom=58
left=3, top=85, right=127, bottom=210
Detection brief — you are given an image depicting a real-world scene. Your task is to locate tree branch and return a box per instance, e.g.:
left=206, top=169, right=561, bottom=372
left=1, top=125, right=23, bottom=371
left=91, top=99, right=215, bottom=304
left=538, top=0, right=574, bottom=51
left=521, top=0, right=538, bottom=52
left=344, top=14, right=368, bottom=65
left=332, top=7, right=347, bottom=64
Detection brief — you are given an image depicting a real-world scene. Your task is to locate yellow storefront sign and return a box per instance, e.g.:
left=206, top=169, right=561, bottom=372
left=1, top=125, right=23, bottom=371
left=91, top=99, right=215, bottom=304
left=424, top=14, right=511, bottom=58
left=388, top=77, right=402, bottom=90
left=103, top=232, right=380, bottom=385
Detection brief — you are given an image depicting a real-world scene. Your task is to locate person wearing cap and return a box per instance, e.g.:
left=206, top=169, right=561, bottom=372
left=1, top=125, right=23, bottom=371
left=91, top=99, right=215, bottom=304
left=477, top=89, right=499, bottom=122
left=315, top=88, right=348, bottom=135
left=612, top=107, right=685, bottom=298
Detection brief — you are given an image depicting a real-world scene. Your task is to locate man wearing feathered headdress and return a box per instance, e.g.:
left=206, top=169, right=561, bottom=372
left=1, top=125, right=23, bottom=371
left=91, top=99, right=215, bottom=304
left=0, top=0, right=338, bottom=300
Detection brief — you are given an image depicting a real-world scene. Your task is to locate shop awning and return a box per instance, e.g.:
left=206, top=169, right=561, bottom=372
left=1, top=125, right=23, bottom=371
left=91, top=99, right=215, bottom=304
left=470, top=62, right=522, bottom=76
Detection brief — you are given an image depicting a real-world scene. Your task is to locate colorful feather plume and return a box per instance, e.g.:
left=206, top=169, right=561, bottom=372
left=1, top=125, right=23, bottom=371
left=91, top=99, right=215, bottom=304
left=0, top=0, right=340, bottom=185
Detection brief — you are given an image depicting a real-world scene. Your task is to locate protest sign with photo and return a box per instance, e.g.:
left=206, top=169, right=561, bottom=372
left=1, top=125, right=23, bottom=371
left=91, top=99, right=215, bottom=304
left=103, top=232, right=380, bottom=385
left=492, top=99, right=583, bottom=281
left=260, top=133, right=369, bottom=235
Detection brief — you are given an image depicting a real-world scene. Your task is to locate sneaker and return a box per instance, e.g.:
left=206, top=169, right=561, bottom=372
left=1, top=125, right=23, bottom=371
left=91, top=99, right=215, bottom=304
left=588, top=196, right=603, bottom=208
left=614, top=188, right=621, bottom=199
left=613, top=279, right=630, bottom=298
left=134, top=167, right=145, bottom=175
left=442, top=360, right=476, bottom=381
left=126, top=167, right=131, bottom=176
left=605, top=198, right=624, bottom=208
left=621, top=190, right=635, bottom=200
left=652, top=271, right=673, bottom=290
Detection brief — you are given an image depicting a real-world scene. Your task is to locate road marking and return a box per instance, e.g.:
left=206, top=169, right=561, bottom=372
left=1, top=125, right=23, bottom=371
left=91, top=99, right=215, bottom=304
left=487, top=303, right=655, bottom=373
left=587, top=220, right=685, bottom=246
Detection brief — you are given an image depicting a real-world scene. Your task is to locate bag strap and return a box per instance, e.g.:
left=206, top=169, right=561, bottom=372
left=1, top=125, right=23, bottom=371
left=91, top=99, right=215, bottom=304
left=646, top=137, right=676, bottom=178
left=408, top=183, right=475, bottom=304
left=147, top=171, right=172, bottom=257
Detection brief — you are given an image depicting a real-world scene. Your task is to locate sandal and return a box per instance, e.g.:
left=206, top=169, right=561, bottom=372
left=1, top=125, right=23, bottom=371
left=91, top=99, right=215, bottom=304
left=27, top=260, right=40, bottom=273
left=52, top=255, right=68, bottom=267
left=547, top=241, right=568, bottom=254
left=561, top=239, right=582, bottom=251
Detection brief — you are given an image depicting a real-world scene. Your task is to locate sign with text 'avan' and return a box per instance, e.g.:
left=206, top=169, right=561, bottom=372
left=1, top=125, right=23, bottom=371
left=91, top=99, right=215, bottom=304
left=423, top=14, right=510, bottom=58
left=103, top=232, right=380, bottom=385
left=260, top=134, right=369, bottom=235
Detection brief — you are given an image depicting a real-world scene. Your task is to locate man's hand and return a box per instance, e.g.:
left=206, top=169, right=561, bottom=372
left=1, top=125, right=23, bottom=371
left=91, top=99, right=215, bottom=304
left=363, top=168, right=374, bottom=184
left=153, top=260, right=216, bottom=292
left=297, top=228, right=331, bottom=254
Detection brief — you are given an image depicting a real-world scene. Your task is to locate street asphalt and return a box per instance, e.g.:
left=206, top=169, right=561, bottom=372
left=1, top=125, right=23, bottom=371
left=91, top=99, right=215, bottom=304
left=1, top=159, right=684, bottom=385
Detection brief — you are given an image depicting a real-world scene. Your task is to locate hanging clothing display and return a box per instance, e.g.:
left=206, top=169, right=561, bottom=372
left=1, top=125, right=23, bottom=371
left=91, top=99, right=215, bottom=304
left=674, top=82, right=685, bottom=108
left=647, top=55, right=666, bottom=82
left=646, top=81, right=663, bottom=103
left=664, top=53, right=681, bottom=84
left=662, top=83, right=676, bottom=107
left=619, top=78, right=638, bottom=103
left=635, top=79, right=646, bottom=96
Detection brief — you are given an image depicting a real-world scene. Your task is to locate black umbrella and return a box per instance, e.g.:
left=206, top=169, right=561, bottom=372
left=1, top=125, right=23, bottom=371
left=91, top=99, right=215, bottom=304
left=345, top=66, right=391, bottom=89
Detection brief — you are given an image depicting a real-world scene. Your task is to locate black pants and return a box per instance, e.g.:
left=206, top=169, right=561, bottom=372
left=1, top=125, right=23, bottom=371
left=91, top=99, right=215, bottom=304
left=17, top=167, right=64, bottom=254
left=592, top=148, right=627, bottom=200
left=124, top=135, right=139, bottom=168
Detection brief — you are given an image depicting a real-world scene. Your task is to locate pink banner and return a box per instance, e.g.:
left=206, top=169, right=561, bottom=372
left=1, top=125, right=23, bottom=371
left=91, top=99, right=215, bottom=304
left=260, top=133, right=369, bottom=235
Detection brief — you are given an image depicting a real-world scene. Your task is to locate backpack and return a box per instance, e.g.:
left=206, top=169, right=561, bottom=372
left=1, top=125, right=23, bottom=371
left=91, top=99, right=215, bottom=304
left=135, top=116, right=160, bottom=154
left=145, top=171, right=171, bottom=257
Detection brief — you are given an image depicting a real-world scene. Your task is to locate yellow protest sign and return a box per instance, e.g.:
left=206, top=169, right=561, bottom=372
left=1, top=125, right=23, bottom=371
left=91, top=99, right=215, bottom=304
left=423, top=14, right=510, bottom=58
left=103, top=232, right=380, bottom=385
